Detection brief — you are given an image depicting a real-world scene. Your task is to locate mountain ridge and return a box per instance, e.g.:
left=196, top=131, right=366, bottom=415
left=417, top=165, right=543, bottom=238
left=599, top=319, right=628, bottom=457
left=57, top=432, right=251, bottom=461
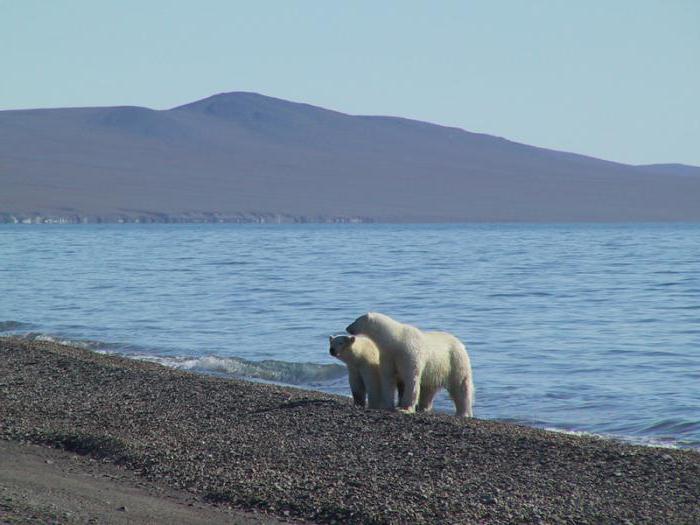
left=1, top=92, right=698, bottom=223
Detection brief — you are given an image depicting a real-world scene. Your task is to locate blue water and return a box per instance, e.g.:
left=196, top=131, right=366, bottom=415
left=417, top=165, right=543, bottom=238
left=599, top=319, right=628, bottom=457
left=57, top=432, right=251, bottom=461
left=1, top=224, right=699, bottom=449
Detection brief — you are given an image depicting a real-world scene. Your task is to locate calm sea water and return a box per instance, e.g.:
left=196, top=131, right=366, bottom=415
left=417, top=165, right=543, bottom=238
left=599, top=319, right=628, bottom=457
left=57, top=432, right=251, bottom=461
left=1, top=224, right=698, bottom=449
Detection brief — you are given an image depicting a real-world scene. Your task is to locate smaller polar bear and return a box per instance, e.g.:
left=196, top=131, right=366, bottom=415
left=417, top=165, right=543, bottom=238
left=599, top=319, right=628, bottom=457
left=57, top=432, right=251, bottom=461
left=346, top=312, right=474, bottom=417
left=329, top=334, right=386, bottom=409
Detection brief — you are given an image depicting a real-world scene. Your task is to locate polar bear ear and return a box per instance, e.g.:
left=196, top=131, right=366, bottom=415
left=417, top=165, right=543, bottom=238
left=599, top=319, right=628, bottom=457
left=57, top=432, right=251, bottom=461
left=328, top=335, right=334, bottom=343
left=348, top=335, right=356, bottom=344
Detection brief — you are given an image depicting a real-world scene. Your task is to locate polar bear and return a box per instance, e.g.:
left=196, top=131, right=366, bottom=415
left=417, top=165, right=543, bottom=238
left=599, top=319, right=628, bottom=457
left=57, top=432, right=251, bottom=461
left=329, top=335, right=436, bottom=411
left=346, top=312, right=474, bottom=417
left=329, top=334, right=386, bottom=409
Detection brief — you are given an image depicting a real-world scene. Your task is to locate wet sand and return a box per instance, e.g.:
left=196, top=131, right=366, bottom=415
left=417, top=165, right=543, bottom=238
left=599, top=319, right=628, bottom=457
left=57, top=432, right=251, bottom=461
left=0, top=440, right=285, bottom=524
left=1, top=337, right=698, bottom=524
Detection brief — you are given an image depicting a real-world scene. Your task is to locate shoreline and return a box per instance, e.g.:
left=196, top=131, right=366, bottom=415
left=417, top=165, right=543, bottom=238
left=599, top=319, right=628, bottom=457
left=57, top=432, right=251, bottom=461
left=7, top=331, right=696, bottom=452
left=1, top=336, right=698, bottom=523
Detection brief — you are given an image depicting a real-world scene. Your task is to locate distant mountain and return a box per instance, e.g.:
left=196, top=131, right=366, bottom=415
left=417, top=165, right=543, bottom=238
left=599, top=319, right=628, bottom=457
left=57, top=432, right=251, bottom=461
left=636, top=164, right=700, bottom=178
left=1, top=92, right=699, bottom=223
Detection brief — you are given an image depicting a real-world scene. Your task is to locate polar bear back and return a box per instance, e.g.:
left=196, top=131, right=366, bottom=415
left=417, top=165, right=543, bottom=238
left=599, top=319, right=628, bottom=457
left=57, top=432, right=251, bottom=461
left=358, top=314, right=426, bottom=356
left=422, top=331, right=471, bottom=389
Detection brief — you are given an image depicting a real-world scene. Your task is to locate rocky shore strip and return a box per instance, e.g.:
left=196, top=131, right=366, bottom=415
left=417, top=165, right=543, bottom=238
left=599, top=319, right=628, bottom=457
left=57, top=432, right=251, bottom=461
left=1, top=337, right=698, bottom=524
left=0, top=212, right=373, bottom=224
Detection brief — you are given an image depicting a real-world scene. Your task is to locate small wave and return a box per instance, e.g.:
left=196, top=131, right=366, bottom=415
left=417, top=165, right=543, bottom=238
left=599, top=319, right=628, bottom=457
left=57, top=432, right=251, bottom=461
left=643, top=418, right=700, bottom=435
left=489, top=291, right=552, bottom=299
left=203, top=260, right=251, bottom=266
left=134, top=354, right=347, bottom=385
left=0, top=320, right=34, bottom=332
left=653, top=281, right=681, bottom=288
left=542, top=427, right=689, bottom=449
left=28, top=333, right=85, bottom=346
left=16, top=333, right=129, bottom=352
left=13, top=331, right=347, bottom=385
left=21, top=333, right=178, bottom=359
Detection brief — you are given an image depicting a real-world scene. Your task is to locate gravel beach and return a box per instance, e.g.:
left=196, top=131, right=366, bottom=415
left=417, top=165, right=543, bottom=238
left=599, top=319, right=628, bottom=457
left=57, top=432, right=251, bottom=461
left=1, top=337, right=698, bottom=524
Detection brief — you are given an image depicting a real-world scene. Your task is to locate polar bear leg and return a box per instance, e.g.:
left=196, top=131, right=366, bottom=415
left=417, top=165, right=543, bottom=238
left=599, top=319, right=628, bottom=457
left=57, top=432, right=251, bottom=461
left=448, top=376, right=473, bottom=417
left=365, top=368, right=384, bottom=409
left=417, top=385, right=438, bottom=412
left=397, top=362, right=422, bottom=412
left=348, top=369, right=367, bottom=407
left=380, top=360, right=398, bottom=409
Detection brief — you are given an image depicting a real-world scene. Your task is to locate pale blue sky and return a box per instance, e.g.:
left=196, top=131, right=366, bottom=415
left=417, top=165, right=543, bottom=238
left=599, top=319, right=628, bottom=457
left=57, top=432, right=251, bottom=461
left=1, top=1, right=698, bottom=165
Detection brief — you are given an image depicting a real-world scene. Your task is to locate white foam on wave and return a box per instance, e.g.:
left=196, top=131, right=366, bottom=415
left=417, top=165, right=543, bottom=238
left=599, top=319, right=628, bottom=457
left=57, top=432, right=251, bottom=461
left=13, top=332, right=346, bottom=385
left=22, top=333, right=93, bottom=348
left=130, top=353, right=347, bottom=385
left=543, top=427, right=683, bottom=450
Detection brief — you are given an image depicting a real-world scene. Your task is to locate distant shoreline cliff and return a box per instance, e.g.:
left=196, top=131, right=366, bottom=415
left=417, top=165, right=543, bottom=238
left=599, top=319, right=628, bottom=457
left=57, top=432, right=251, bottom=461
left=0, top=212, right=373, bottom=225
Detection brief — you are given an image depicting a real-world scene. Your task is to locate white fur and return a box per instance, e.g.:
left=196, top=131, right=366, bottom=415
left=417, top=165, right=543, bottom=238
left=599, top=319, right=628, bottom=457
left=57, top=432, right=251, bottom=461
left=346, top=312, right=474, bottom=417
left=329, top=334, right=384, bottom=409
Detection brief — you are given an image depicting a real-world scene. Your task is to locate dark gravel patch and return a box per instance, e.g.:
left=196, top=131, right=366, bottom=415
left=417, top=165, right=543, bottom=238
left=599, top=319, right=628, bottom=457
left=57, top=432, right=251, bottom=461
left=1, top=337, right=698, bottom=524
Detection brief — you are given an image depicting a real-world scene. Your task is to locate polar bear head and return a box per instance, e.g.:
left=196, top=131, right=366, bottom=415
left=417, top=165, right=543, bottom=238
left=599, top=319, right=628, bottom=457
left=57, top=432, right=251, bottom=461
left=345, top=312, right=373, bottom=336
left=328, top=334, right=357, bottom=364
left=346, top=312, right=397, bottom=336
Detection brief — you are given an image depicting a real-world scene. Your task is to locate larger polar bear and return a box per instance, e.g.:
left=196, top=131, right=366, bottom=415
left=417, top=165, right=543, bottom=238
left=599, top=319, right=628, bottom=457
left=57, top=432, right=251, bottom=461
left=346, top=312, right=474, bottom=417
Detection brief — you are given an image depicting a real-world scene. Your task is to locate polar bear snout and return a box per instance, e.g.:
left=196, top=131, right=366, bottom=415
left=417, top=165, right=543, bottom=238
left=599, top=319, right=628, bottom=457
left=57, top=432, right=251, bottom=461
left=329, top=335, right=350, bottom=358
